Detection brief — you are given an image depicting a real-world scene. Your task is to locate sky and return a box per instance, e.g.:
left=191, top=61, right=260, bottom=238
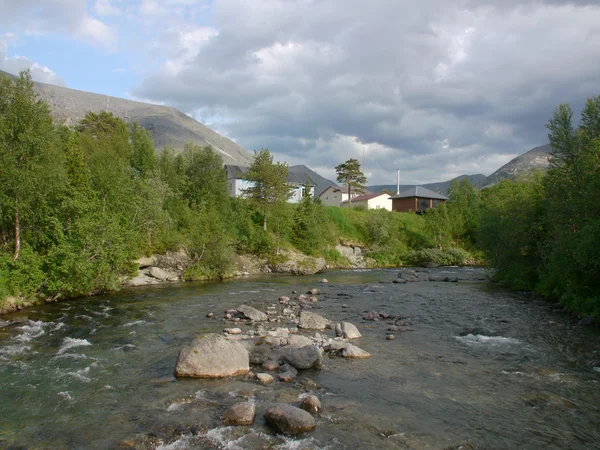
left=1, top=0, right=599, bottom=185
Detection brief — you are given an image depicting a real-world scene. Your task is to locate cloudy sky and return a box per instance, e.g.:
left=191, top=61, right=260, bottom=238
left=1, top=0, right=599, bottom=184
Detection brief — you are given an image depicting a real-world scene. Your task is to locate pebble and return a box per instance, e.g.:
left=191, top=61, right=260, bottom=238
left=225, top=313, right=232, bottom=319
left=206, top=313, right=214, bottom=318
left=256, top=373, right=275, bottom=384
left=224, top=327, right=242, bottom=335
left=300, top=395, right=322, bottom=414
left=388, top=326, right=399, bottom=331
left=386, top=334, right=395, bottom=340
left=263, top=360, right=280, bottom=371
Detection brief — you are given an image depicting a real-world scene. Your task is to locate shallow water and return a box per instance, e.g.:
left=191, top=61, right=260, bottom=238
left=0, top=268, right=599, bottom=449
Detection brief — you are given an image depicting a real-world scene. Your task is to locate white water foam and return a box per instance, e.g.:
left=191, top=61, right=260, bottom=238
left=57, top=391, right=73, bottom=401
left=121, top=320, right=147, bottom=328
left=0, top=319, right=11, bottom=327
left=594, top=367, right=600, bottom=373
left=15, top=320, right=48, bottom=343
left=455, top=334, right=521, bottom=347
left=58, top=337, right=92, bottom=355
left=67, top=366, right=92, bottom=383
left=112, top=344, right=136, bottom=351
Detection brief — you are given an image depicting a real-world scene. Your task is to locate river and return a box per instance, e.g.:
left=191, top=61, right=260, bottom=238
left=0, top=267, right=599, bottom=449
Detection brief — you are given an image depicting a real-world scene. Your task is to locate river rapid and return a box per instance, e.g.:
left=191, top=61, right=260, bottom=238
left=0, top=267, right=599, bottom=449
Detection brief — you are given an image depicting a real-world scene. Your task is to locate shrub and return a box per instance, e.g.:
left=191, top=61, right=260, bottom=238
left=403, top=247, right=469, bottom=267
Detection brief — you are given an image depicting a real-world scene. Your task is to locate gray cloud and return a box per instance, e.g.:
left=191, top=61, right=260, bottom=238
left=133, top=0, right=600, bottom=184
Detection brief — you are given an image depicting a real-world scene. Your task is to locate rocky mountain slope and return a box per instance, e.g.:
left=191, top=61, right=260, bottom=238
left=476, top=144, right=552, bottom=188
left=0, top=70, right=253, bottom=166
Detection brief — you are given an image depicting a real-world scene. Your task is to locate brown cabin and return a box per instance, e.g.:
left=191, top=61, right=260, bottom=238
left=390, top=186, right=448, bottom=213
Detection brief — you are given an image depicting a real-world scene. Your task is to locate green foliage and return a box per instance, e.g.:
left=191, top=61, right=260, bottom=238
left=242, top=149, right=293, bottom=231
left=403, top=247, right=469, bottom=267
left=291, top=182, right=332, bottom=255
left=335, top=158, right=367, bottom=205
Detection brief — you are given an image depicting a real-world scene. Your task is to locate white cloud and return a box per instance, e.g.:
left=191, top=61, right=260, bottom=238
left=94, top=0, right=121, bottom=17
left=0, top=40, right=65, bottom=86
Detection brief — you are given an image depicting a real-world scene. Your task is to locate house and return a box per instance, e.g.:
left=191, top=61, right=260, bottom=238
left=224, top=165, right=315, bottom=203
left=340, top=192, right=392, bottom=210
left=319, top=186, right=371, bottom=207
left=390, top=186, right=448, bottom=213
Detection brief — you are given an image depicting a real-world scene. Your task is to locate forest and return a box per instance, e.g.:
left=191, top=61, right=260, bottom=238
left=0, top=71, right=598, bottom=319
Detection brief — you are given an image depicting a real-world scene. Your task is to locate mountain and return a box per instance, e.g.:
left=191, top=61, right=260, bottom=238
left=0, top=70, right=253, bottom=166
left=368, top=174, right=487, bottom=196
left=476, top=144, right=552, bottom=188
left=288, top=165, right=339, bottom=197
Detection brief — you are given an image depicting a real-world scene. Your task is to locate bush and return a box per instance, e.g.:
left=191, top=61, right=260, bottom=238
left=403, top=247, right=469, bottom=267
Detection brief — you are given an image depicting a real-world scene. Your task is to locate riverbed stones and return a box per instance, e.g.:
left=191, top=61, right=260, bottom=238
left=335, top=322, right=362, bottom=339
left=263, top=360, right=280, bottom=371
left=280, top=345, right=323, bottom=370
left=222, top=401, right=256, bottom=426
left=398, top=269, right=419, bottom=282
left=238, top=305, right=268, bottom=321
left=256, top=373, right=275, bottom=384
left=298, top=311, right=328, bottom=330
left=286, top=335, right=313, bottom=348
left=341, top=344, right=371, bottom=359
left=224, top=327, right=242, bottom=335
left=278, top=371, right=297, bottom=382
left=279, top=296, right=291, bottom=305
left=300, top=395, right=322, bottom=414
left=174, top=334, right=249, bottom=378
left=264, top=404, right=316, bottom=435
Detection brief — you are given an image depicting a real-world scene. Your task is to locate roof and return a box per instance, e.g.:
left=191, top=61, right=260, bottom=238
left=320, top=185, right=372, bottom=196
left=341, top=192, right=390, bottom=204
left=389, top=186, right=449, bottom=200
left=225, top=165, right=316, bottom=186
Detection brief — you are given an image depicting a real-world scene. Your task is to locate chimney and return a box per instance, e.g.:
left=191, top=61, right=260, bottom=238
left=396, top=169, right=400, bottom=195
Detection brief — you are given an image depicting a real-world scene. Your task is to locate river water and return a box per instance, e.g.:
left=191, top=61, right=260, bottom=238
left=0, top=268, right=599, bottom=449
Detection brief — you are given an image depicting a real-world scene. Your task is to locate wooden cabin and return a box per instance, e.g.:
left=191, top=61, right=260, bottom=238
left=390, top=186, right=448, bottom=213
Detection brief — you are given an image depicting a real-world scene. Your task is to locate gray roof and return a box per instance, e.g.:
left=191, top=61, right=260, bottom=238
left=389, top=186, right=449, bottom=200
left=225, top=165, right=316, bottom=186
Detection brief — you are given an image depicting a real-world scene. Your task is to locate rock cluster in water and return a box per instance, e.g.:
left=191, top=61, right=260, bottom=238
left=173, top=287, right=372, bottom=437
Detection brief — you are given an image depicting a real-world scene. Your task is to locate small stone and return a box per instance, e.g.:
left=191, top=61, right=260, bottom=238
left=298, top=311, right=328, bottom=330
left=341, top=344, right=371, bottom=359
left=388, top=326, right=399, bottom=331
left=307, top=288, right=320, bottom=295
left=222, top=401, right=255, bottom=426
left=393, top=278, right=407, bottom=284
left=206, top=313, right=214, bottom=318
left=279, top=296, right=291, bottom=305
left=342, top=304, right=349, bottom=308
left=334, top=322, right=361, bottom=339
left=264, top=404, right=316, bottom=435
left=283, top=308, right=293, bottom=315
left=309, top=296, right=318, bottom=303
left=238, top=305, right=269, bottom=322
left=225, top=313, right=232, bottom=319
left=300, top=395, right=321, bottom=414
left=318, top=278, right=328, bottom=283
left=292, top=290, right=297, bottom=294
left=278, top=371, right=297, bottom=382
left=279, top=364, right=298, bottom=376
left=256, top=373, right=275, bottom=384
left=386, top=334, right=395, bottom=340
left=263, top=360, right=280, bottom=371
left=224, top=328, right=242, bottom=335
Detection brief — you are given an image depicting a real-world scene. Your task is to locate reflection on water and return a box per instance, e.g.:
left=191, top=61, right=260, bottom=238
left=0, top=268, right=599, bottom=449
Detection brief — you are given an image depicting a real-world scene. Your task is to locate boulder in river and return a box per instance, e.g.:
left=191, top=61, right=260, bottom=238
left=256, top=373, right=275, bottom=384
left=286, top=335, right=314, bottom=348
left=298, top=311, right=328, bottom=330
left=264, top=403, right=316, bottom=435
left=341, top=344, right=371, bottom=359
left=222, top=401, right=255, bottom=426
left=398, top=270, right=419, bottom=282
left=147, top=266, right=171, bottom=281
left=300, top=395, right=322, bottom=414
left=280, top=345, right=323, bottom=370
left=238, top=305, right=268, bottom=321
left=335, top=322, right=361, bottom=339
left=174, top=334, right=249, bottom=378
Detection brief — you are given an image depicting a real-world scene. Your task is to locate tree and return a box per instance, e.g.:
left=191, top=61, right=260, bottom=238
left=242, top=149, right=293, bottom=231
left=335, top=158, right=367, bottom=207
left=0, top=70, right=64, bottom=260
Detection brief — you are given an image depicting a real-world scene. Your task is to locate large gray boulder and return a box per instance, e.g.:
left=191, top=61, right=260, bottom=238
left=174, top=334, right=249, bottom=378
left=298, top=311, right=328, bottom=330
left=238, top=305, right=268, bottom=321
left=147, top=266, right=170, bottom=281
left=280, top=345, right=323, bottom=370
left=264, top=404, right=316, bottom=435
left=334, top=322, right=361, bottom=339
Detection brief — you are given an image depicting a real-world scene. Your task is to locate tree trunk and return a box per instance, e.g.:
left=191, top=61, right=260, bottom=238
left=13, top=195, right=20, bottom=260
left=263, top=209, right=267, bottom=232
left=348, top=182, right=352, bottom=207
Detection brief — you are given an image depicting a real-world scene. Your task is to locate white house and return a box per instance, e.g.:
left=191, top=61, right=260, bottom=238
left=340, top=192, right=392, bottom=210
left=225, top=165, right=315, bottom=203
left=319, top=186, right=369, bottom=207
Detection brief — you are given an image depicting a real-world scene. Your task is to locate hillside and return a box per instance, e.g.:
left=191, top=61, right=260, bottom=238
left=0, top=70, right=253, bottom=166
left=476, top=144, right=551, bottom=188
